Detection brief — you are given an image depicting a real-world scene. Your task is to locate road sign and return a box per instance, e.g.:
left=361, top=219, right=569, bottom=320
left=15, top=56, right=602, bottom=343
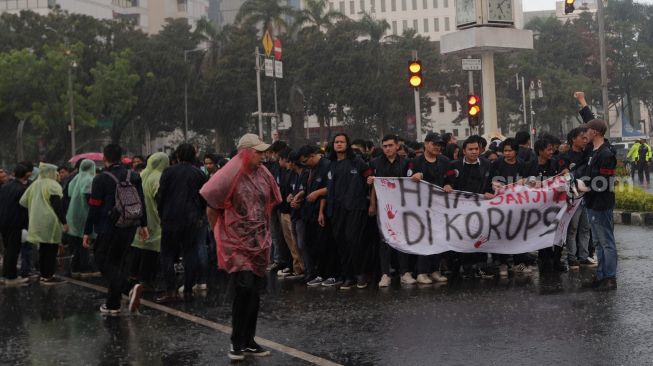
left=462, top=58, right=482, bottom=71
left=264, top=58, right=274, bottom=77
left=274, top=60, right=283, bottom=79
left=274, top=38, right=282, bottom=60
left=262, top=31, right=273, bottom=57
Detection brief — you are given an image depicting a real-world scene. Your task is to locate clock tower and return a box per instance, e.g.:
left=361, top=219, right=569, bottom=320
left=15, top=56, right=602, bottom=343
left=456, top=0, right=516, bottom=30
left=442, top=0, right=532, bottom=136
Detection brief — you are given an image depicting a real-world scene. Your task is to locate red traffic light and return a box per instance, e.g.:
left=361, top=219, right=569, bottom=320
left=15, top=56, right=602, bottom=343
left=408, top=60, right=423, bottom=89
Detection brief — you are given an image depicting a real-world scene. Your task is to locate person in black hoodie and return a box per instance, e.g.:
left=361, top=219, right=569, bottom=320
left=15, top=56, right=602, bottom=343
left=533, top=138, right=567, bottom=273
left=489, top=138, right=537, bottom=276
left=155, top=143, right=208, bottom=303
left=322, top=133, right=372, bottom=289
left=84, top=144, right=148, bottom=315
left=0, top=164, right=31, bottom=285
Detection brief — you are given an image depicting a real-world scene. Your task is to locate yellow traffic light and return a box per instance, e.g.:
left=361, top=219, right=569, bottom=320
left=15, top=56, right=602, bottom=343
left=408, top=60, right=423, bottom=89
left=467, top=94, right=481, bottom=127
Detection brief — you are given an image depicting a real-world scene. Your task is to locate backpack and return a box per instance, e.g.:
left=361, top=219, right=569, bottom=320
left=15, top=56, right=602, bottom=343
left=104, top=171, right=143, bottom=228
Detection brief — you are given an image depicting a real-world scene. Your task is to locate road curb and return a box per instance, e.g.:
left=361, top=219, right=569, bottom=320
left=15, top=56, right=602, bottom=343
left=614, top=210, right=653, bottom=226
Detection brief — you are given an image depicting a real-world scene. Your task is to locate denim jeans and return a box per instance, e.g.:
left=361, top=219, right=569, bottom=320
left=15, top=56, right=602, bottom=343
left=586, top=208, right=617, bottom=280
left=292, top=219, right=313, bottom=280
left=566, top=204, right=591, bottom=262
left=196, top=224, right=209, bottom=284
left=270, top=208, right=290, bottom=266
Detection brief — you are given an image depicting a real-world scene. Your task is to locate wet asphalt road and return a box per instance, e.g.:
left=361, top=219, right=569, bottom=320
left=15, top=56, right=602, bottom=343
left=2, top=225, right=653, bottom=366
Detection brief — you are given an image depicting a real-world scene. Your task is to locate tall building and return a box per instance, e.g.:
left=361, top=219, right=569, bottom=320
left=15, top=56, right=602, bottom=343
left=0, top=0, right=209, bottom=34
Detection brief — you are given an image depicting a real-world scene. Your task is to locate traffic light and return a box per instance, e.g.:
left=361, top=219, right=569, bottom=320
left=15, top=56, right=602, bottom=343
left=564, top=0, right=575, bottom=14
left=467, top=94, right=481, bottom=127
left=408, top=60, right=423, bottom=89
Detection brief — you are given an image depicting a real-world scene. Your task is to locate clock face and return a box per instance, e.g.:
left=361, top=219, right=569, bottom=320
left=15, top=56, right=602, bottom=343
left=488, top=0, right=514, bottom=22
left=456, top=0, right=477, bottom=27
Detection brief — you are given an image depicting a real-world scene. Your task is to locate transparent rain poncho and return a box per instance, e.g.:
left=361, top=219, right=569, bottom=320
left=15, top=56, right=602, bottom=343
left=200, top=149, right=281, bottom=277
left=66, top=159, right=95, bottom=238
left=132, top=152, right=169, bottom=252
left=19, top=163, right=63, bottom=244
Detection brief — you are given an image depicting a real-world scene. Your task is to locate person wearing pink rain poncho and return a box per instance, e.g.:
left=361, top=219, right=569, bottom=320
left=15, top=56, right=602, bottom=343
left=200, top=133, right=281, bottom=361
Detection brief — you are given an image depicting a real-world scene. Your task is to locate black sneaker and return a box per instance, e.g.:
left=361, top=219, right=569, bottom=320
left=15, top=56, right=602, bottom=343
left=228, top=345, right=245, bottom=361
left=356, top=275, right=368, bottom=289
left=554, top=262, right=568, bottom=273
left=321, top=277, right=342, bottom=287
left=306, top=276, right=323, bottom=287
left=568, top=260, right=580, bottom=270
left=242, top=343, right=271, bottom=357
left=579, top=258, right=598, bottom=268
left=594, top=277, right=617, bottom=291
left=99, top=304, right=121, bottom=316
left=474, top=268, right=495, bottom=279
left=340, top=279, right=355, bottom=290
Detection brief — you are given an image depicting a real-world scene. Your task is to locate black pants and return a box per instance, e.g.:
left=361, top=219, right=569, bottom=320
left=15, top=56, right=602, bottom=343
left=305, top=220, right=339, bottom=279
left=636, top=161, right=649, bottom=184
left=69, top=235, right=93, bottom=273
left=130, top=247, right=159, bottom=285
left=39, top=243, right=59, bottom=278
left=94, top=227, right=137, bottom=310
left=379, top=241, right=413, bottom=275
left=331, top=207, right=368, bottom=280
left=160, top=226, right=200, bottom=293
left=538, top=245, right=563, bottom=272
left=416, top=254, right=442, bottom=274
left=1, top=228, right=22, bottom=279
left=230, top=271, right=263, bottom=350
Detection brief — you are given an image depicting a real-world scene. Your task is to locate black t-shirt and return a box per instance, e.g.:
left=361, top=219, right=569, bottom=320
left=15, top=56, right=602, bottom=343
left=291, top=169, right=308, bottom=221
left=537, top=159, right=559, bottom=179
left=411, top=154, right=450, bottom=186
left=327, top=156, right=371, bottom=212
left=585, top=142, right=617, bottom=211
left=490, top=157, right=534, bottom=184
left=278, top=168, right=295, bottom=214
left=370, top=155, right=410, bottom=178
left=302, top=157, right=331, bottom=221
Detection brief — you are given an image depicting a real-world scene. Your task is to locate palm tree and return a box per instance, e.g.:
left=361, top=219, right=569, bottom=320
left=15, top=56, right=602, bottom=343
left=194, top=17, right=225, bottom=71
left=235, top=0, right=295, bottom=36
left=294, top=0, right=345, bottom=33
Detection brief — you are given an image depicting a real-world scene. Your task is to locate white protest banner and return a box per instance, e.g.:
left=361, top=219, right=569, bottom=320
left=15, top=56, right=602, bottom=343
left=374, top=176, right=579, bottom=255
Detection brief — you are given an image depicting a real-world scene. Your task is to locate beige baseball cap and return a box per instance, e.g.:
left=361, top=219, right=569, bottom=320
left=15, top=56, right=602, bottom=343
left=237, top=133, right=271, bottom=152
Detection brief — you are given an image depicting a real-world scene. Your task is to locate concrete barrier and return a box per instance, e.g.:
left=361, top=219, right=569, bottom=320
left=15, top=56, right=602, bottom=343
left=614, top=210, right=653, bottom=226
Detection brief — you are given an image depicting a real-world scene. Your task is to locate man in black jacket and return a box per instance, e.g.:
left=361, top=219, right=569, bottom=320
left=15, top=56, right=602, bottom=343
left=410, top=132, right=450, bottom=284
left=0, top=164, right=31, bottom=285
left=84, top=144, right=148, bottom=315
left=445, top=136, right=495, bottom=279
left=156, top=143, right=208, bottom=303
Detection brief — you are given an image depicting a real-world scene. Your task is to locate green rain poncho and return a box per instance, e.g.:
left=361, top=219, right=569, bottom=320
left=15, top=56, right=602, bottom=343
left=132, top=152, right=169, bottom=252
left=65, top=159, right=95, bottom=238
left=19, top=163, right=63, bottom=244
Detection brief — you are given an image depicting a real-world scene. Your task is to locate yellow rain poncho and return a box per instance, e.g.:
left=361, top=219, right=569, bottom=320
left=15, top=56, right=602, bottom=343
left=65, top=159, right=95, bottom=238
left=132, top=152, right=169, bottom=252
left=19, top=163, right=64, bottom=244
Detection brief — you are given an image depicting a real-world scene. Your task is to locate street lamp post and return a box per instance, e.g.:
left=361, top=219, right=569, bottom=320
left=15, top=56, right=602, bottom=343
left=45, top=26, right=76, bottom=155
left=183, top=47, right=208, bottom=142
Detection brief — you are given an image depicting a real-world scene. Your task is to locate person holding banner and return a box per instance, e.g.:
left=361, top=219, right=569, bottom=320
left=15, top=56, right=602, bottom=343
left=410, top=132, right=450, bottom=284
left=368, top=135, right=415, bottom=287
left=533, top=138, right=566, bottom=273
left=445, top=136, right=495, bottom=279
left=323, top=133, right=373, bottom=289
left=489, top=138, right=537, bottom=276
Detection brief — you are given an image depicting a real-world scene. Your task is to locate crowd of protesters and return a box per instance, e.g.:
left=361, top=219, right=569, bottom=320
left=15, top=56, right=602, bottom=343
left=0, top=91, right=620, bottom=358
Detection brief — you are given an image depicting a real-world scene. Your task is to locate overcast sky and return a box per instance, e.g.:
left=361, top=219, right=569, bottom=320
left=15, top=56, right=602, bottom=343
left=522, top=0, right=653, bottom=11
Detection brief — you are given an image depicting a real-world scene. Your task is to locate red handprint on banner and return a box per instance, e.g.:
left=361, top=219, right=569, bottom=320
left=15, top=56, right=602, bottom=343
left=473, top=236, right=489, bottom=249
left=385, top=204, right=397, bottom=220
left=385, top=222, right=398, bottom=241
left=380, top=178, right=397, bottom=189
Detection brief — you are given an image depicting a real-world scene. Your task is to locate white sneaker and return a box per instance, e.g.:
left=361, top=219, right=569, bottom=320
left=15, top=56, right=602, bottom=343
left=430, top=271, right=448, bottom=283
left=194, top=283, right=208, bottom=291
left=3, top=277, right=30, bottom=286
left=378, top=274, right=392, bottom=288
left=416, top=274, right=433, bottom=284
left=177, top=285, right=185, bottom=293
left=499, top=264, right=509, bottom=277
left=128, top=284, right=143, bottom=313
left=401, top=272, right=417, bottom=285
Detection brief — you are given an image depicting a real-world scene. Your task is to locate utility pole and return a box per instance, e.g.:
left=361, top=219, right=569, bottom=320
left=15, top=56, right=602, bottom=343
left=255, top=47, right=264, bottom=139
left=597, top=0, right=610, bottom=137
left=412, top=50, right=422, bottom=141
left=183, top=47, right=208, bottom=142
left=67, top=52, right=76, bottom=155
